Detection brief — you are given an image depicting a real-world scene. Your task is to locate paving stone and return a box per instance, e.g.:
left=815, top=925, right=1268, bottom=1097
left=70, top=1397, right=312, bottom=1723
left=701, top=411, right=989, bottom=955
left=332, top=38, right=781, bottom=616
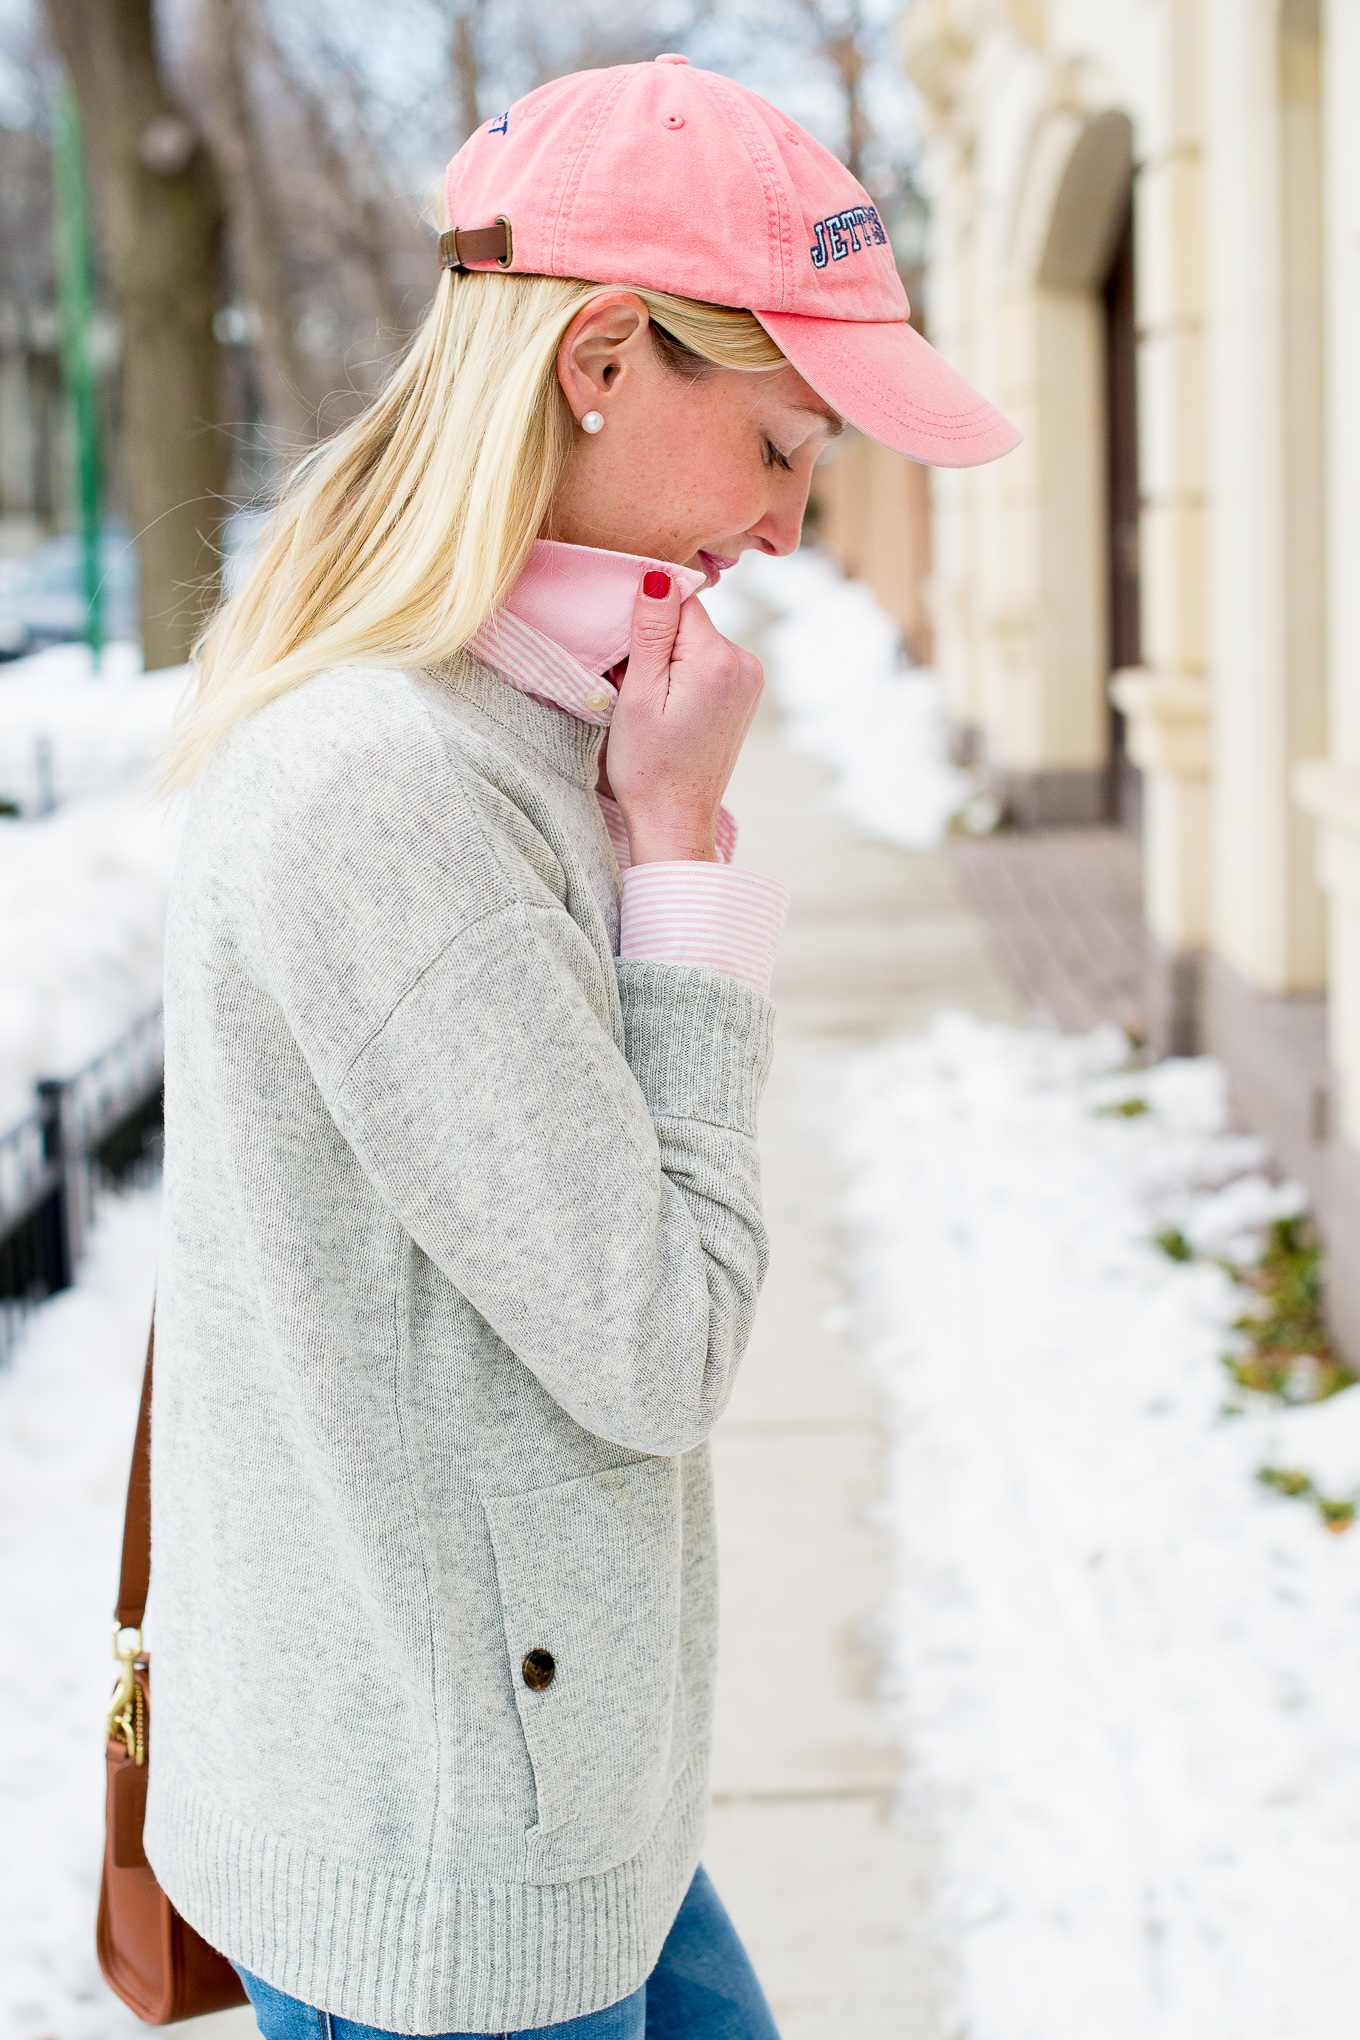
left=949, top=825, right=1148, bottom=1037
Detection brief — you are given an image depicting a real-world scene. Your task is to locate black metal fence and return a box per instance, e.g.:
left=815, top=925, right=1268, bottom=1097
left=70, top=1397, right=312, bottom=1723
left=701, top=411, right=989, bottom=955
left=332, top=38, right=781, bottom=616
left=0, top=1006, right=163, bottom=1367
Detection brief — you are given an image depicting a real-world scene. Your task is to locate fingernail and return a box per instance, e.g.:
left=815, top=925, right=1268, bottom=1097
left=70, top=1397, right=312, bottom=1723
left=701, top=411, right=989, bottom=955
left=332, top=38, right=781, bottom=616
left=643, top=571, right=671, bottom=600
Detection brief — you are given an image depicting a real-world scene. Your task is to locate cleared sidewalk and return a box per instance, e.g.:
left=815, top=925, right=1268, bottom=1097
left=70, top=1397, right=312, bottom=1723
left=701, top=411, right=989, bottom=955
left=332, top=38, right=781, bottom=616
left=703, top=693, right=1020, bottom=2037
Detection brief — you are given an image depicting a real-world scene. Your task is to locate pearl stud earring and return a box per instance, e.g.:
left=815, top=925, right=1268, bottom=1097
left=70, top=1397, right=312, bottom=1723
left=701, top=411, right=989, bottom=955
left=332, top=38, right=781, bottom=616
left=580, top=410, right=604, bottom=434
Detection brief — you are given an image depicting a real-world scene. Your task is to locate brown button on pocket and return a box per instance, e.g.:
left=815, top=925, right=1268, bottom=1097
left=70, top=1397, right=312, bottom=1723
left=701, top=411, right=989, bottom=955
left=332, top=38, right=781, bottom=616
left=522, top=1649, right=556, bottom=1691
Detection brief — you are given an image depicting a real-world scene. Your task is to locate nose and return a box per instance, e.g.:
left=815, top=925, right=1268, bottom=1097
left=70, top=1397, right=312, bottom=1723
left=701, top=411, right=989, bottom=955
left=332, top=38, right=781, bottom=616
left=745, top=492, right=806, bottom=559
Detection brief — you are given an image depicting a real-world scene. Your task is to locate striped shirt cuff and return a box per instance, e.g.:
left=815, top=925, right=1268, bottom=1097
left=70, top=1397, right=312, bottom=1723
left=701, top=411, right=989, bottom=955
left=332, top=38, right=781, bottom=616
left=619, top=862, right=789, bottom=995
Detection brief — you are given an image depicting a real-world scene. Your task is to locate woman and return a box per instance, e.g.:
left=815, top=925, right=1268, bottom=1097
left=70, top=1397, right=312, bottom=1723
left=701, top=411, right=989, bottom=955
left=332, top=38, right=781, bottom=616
left=148, top=55, right=1016, bottom=2040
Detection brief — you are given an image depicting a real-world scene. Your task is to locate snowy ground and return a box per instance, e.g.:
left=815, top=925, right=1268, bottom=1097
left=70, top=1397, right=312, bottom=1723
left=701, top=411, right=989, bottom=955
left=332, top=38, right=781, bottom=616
left=0, top=642, right=186, bottom=816
left=834, top=1014, right=1360, bottom=2040
left=1, top=1185, right=160, bottom=2040
left=0, top=644, right=185, bottom=1125
left=0, top=650, right=183, bottom=2039
left=0, top=798, right=182, bottom=1126
left=704, top=546, right=981, bottom=848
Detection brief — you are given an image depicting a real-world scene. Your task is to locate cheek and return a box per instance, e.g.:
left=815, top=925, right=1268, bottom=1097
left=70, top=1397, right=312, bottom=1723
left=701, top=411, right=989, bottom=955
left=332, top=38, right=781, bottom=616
left=647, top=412, right=768, bottom=528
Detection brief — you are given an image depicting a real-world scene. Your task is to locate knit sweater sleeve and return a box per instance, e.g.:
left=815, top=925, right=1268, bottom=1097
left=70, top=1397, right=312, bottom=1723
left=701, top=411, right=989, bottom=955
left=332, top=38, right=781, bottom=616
left=326, top=901, right=774, bottom=1455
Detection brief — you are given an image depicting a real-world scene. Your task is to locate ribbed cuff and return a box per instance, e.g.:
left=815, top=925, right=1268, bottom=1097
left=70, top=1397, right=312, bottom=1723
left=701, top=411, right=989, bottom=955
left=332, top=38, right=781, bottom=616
left=617, top=959, right=776, bottom=1136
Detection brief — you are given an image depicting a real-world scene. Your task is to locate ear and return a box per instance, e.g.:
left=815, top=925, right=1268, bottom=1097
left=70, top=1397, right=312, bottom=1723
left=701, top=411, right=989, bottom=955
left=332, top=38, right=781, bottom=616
left=556, top=293, right=653, bottom=425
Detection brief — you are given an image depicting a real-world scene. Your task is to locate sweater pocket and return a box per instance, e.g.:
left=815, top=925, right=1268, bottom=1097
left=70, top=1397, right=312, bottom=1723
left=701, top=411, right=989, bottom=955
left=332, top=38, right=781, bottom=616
left=482, top=1457, right=690, bottom=1877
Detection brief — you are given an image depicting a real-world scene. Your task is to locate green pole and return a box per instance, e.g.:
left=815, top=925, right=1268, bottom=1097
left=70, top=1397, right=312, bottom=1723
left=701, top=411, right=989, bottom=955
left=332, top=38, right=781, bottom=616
left=52, top=82, right=103, bottom=668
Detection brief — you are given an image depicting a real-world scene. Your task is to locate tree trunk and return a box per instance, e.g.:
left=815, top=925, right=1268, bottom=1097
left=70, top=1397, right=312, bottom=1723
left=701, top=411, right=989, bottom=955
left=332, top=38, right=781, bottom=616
left=798, top=0, right=870, bottom=187
left=196, top=0, right=320, bottom=441
left=449, top=3, right=486, bottom=149
left=43, top=0, right=227, bottom=671
left=264, top=30, right=420, bottom=348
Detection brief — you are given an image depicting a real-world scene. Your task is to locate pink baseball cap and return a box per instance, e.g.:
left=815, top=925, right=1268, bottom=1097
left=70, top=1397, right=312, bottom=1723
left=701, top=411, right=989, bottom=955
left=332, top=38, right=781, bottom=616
left=442, top=56, right=1018, bottom=469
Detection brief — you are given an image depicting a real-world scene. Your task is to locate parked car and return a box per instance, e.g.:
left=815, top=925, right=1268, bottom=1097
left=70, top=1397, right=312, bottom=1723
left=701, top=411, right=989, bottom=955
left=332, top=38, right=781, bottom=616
left=0, top=526, right=137, bottom=659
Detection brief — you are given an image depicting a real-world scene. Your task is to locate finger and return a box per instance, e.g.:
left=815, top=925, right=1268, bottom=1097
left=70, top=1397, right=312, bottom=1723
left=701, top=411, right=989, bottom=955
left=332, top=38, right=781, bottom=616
left=675, top=598, right=755, bottom=686
left=673, top=592, right=727, bottom=650
left=671, top=600, right=746, bottom=691
left=626, top=569, right=683, bottom=700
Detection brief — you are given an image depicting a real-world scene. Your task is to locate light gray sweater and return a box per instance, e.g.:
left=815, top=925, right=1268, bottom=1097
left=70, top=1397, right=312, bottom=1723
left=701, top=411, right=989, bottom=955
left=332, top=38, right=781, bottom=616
left=145, top=657, right=775, bottom=2032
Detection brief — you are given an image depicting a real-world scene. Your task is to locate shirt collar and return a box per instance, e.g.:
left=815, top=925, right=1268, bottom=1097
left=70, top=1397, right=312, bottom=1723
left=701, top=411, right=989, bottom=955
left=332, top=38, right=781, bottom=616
left=503, top=540, right=709, bottom=674
left=466, top=540, right=709, bottom=729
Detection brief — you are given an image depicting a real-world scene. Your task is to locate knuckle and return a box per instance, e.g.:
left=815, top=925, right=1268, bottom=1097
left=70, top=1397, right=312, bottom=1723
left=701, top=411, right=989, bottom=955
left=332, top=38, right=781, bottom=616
left=629, top=637, right=672, bottom=668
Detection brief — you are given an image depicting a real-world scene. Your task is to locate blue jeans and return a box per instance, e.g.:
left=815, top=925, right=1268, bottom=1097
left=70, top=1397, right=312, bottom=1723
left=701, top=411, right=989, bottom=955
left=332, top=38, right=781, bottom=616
left=232, top=1865, right=778, bottom=2039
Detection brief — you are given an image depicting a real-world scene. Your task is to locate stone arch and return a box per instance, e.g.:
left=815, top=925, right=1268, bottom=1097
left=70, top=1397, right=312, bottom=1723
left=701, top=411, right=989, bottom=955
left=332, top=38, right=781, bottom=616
left=1036, top=111, right=1134, bottom=291
left=1009, top=107, right=1134, bottom=292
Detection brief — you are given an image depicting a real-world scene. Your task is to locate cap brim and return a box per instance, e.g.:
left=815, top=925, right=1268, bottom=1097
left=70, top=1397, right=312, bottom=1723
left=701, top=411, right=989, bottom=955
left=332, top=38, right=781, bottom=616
left=755, top=311, right=1021, bottom=469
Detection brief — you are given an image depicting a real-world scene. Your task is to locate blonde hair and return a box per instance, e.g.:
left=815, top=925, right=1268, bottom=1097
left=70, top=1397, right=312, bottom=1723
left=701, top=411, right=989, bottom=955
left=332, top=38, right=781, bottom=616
left=165, top=271, right=786, bottom=786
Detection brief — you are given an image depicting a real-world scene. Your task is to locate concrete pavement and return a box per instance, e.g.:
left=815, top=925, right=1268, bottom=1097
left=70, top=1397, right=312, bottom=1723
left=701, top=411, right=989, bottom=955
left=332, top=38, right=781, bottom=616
left=702, top=693, right=1021, bottom=2037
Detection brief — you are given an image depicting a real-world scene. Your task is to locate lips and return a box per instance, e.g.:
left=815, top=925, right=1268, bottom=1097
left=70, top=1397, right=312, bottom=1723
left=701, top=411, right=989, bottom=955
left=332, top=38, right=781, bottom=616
left=697, top=550, right=738, bottom=586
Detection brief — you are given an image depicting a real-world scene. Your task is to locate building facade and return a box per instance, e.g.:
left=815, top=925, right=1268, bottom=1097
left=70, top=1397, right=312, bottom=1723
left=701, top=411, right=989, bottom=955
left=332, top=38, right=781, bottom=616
left=899, top=0, right=1360, bottom=1348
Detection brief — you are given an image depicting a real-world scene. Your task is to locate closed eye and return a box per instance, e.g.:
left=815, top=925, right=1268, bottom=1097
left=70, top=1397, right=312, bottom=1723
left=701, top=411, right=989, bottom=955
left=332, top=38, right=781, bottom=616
left=763, top=438, right=793, bottom=473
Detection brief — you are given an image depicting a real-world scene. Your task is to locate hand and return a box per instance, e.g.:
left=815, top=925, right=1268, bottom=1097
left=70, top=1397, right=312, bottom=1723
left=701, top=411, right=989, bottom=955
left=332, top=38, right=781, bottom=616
left=604, top=570, right=765, bottom=864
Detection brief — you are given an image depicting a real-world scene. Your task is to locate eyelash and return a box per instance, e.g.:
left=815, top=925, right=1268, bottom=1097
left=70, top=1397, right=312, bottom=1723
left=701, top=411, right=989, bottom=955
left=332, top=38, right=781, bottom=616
left=763, top=438, right=793, bottom=473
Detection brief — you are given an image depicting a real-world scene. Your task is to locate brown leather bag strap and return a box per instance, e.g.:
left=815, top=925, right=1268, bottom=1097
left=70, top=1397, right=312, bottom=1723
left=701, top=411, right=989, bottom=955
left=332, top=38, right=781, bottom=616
left=115, top=1319, right=154, bottom=1630
left=438, top=218, right=513, bottom=271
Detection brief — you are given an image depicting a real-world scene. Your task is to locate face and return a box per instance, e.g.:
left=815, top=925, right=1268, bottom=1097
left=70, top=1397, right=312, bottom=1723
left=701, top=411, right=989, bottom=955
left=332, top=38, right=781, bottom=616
left=547, top=293, right=842, bottom=583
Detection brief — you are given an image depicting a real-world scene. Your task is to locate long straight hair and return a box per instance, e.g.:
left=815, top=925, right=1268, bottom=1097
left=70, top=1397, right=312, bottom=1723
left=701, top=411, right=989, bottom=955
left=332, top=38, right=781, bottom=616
left=164, top=270, right=786, bottom=787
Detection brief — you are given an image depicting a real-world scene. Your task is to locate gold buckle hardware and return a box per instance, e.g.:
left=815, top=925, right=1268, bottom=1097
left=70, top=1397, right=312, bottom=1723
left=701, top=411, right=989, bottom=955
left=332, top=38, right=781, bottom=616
left=107, top=1623, right=146, bottom=1764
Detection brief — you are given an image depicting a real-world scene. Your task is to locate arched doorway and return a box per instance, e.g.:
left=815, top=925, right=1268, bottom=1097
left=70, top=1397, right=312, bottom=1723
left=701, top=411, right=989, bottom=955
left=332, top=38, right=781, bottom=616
left=1102, top=194, right=1142, bottom=832
left=987, top=105, right=1136, bottom=827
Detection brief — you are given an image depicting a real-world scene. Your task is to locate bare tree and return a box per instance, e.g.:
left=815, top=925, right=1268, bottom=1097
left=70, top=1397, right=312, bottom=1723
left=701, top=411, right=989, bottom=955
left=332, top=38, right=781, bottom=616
left=190, top=0, right=320, bottom=439
left=448, top=0, right=490, bottom=147
left=691, top=0, right=923, bottom=248
left=41, top=0, right=228, bottom=669
left=433, top=0, right=714, bottom=153
left=265, top=28, right=436, bottom=343
left=0, top=35, right=59, bottom=309
left=797, top=0, right=870, bottom=184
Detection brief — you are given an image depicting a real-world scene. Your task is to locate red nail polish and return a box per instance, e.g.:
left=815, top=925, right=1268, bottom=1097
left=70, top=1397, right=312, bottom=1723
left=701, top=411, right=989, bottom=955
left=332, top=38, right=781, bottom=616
left=643, top=571, right=671, bottom=599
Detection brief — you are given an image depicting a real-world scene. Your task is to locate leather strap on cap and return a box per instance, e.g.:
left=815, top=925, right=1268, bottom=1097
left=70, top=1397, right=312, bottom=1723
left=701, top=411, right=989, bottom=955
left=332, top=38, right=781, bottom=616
left=439, top=218, right=514, bottom=271
left=114, top=1319, right=154, bottom=1629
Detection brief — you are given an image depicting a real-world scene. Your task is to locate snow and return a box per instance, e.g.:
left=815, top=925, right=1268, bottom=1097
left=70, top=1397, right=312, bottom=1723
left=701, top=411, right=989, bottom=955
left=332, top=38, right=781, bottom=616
left=703, top=546, right=981, bottom=847
left=0, top=1184, right=161, bottom=2040
left=834, top=1012, right=1360, bottom=2040
left=0, top=646, right=185, bottom=2040
left=0, top=644, right=185, bottom=1125
left=0, top=641, right=188, bottom=816
left=0, top=799, right=182, bottom=1127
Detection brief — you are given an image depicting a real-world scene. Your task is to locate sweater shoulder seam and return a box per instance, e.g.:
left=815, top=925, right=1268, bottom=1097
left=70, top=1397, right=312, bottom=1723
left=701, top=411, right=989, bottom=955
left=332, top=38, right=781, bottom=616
left=334, top=896, right=532, bottom=1091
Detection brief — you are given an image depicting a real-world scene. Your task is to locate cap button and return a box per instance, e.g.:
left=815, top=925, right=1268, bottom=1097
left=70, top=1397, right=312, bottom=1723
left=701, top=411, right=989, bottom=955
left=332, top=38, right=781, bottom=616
left=655, top=52, right=689, bottom=63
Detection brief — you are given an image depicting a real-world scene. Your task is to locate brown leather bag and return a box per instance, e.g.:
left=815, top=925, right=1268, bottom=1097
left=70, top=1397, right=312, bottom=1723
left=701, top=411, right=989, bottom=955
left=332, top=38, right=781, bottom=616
left=96, top=1320, right=249, bottom=2022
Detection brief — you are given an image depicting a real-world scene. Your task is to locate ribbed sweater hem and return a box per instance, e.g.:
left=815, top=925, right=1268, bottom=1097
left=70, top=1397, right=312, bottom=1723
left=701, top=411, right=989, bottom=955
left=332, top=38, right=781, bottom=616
left=147, top=1760, right=708, bottom=2034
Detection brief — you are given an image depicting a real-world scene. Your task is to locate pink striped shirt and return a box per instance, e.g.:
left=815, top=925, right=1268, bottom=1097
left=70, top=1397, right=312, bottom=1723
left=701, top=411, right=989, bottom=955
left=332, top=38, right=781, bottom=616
left=467, top=541, right=788, bottom=995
